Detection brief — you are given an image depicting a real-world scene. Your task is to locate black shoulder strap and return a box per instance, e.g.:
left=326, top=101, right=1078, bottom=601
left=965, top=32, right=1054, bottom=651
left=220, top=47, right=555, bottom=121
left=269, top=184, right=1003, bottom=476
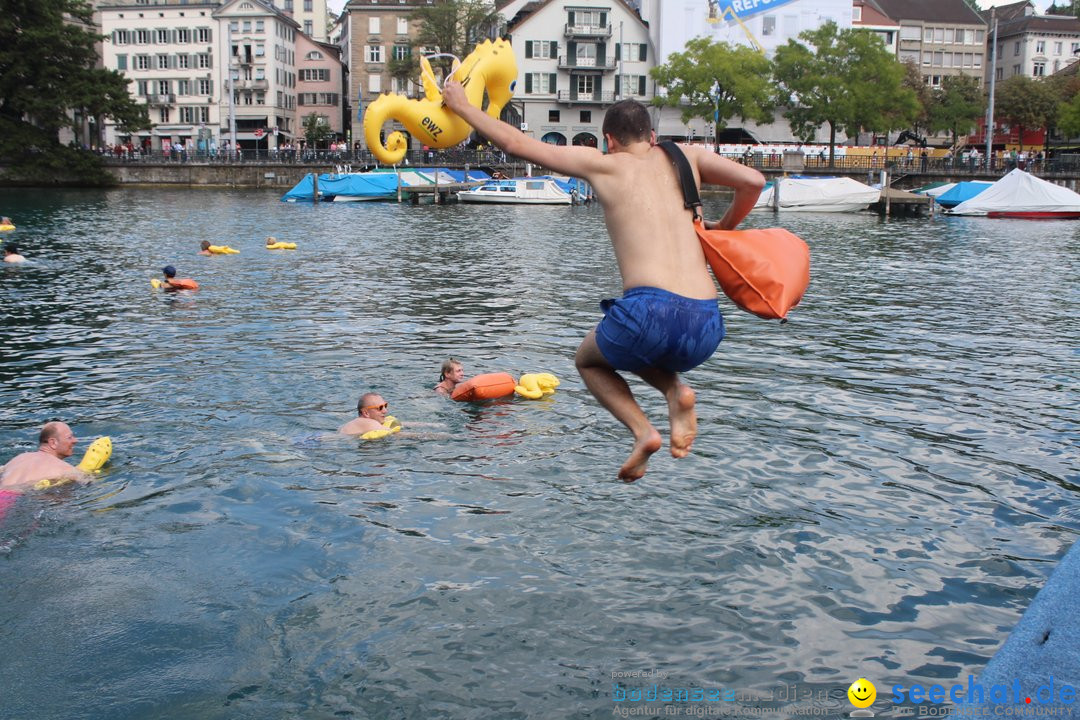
left=657, top=140, right=702, bottom=221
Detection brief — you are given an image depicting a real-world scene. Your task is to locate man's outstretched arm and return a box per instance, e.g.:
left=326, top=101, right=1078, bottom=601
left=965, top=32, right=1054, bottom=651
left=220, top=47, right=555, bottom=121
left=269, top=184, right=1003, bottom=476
left=692, top=146, right=766, bottom=231
left=442, top=79, right=606, bottom=180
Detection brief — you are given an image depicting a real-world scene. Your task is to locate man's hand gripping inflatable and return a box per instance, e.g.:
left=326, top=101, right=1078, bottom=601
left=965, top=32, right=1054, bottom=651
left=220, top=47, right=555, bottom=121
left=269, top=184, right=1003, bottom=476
left=363, top=38, right=517, bottom=165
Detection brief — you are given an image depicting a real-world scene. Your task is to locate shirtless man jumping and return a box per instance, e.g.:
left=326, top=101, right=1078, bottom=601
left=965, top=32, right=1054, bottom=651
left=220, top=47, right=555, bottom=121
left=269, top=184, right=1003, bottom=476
left=443, top=83, right=764, bottom=481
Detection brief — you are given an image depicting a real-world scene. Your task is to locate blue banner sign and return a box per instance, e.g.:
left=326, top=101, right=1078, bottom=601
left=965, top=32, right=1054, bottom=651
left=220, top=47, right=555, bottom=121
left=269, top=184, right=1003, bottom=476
left=713, top=0, right=799, bottom=22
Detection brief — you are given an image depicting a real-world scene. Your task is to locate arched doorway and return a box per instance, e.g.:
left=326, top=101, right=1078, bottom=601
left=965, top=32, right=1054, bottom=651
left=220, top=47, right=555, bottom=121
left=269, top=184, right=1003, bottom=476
left=541, top=132, right=567, bottom=145
left=572, top=133, right=598, bottom=148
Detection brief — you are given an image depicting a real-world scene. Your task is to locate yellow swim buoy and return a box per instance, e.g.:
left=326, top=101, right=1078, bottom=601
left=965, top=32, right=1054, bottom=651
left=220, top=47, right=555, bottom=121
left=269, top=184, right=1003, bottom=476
left=363, top=38, right=518, bottom=165
left=208, top=244, right=240, bottom=255
left=0, top=224, right=14, bottom=232
left=360, top=416, right=403, bottom=440
left=514, top=373, right=561, bottom=399
left=266, top=241, right=297, bottom=250
left=77, top=436, right=113, bottom=472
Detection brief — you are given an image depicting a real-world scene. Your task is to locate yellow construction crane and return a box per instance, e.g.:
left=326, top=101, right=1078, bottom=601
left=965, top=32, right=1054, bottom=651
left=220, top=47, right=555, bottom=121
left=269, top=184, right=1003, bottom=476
left=707, top=3, right=767, bottom=55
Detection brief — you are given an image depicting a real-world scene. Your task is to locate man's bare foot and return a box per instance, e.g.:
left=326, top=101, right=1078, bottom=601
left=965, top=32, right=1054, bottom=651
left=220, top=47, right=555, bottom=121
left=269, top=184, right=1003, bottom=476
left=668, top=384, right=697, bottom=458
left=619, top=427, right=662, bottom=482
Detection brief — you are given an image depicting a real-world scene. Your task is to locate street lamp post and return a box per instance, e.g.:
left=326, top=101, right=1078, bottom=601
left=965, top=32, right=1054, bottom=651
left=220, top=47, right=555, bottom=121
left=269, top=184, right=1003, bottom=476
left=711, top=81, right=720, bottom=154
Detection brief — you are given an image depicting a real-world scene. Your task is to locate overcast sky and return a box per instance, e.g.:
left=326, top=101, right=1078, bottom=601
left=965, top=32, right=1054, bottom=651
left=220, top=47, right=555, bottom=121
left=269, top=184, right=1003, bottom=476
left=979, top=0, right=1052, bottom=8
left=322, top=0, right=1060, bottom=20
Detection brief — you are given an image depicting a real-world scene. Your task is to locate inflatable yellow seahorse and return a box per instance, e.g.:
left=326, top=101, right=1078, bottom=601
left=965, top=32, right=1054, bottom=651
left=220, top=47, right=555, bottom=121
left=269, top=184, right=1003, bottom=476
left=363, top=38, right=518, bottom=165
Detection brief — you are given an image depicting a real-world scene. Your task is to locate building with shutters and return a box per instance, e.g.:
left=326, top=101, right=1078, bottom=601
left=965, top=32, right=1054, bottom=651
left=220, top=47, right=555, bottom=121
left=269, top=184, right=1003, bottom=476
left=983, top=0, right=1080, bottom=81
left=96, top=0, right=341, bottom=152
left=99, top=1, right=224, bottom=152
left=336, top=0, right=434, bottom=152
left=498, top=0, right=652, bottom=149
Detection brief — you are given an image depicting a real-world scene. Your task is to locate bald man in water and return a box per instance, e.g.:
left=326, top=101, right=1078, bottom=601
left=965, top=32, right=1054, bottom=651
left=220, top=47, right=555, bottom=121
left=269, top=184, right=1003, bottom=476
left=339, top=393, right=392, bottom=436
left=0, top=422, right=89, bottom=491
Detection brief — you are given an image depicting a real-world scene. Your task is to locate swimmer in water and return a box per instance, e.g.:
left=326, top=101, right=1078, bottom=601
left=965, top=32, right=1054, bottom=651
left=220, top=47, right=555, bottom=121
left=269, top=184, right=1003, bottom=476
left=159, top=265, right=199, bottom=290
left=0, top=422, right=89, bottom=492
left=339, top=393, right=393, bottom=436
left=4, top=243, right=26, bottom=263
left=434, top=358, right=465, bottom=397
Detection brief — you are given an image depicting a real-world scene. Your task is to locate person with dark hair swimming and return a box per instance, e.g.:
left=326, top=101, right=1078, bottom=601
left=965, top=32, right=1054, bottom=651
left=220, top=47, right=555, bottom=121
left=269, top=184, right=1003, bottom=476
left=442, top=85, right=764, bottom=481
left=156, top=265, right=199, bottom=290
left=3, top=243, right=26, bottom=263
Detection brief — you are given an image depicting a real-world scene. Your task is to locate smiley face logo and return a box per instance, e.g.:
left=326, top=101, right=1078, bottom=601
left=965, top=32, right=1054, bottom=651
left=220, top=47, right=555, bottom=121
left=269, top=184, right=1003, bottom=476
left=847, top=678, right=877, bottom=709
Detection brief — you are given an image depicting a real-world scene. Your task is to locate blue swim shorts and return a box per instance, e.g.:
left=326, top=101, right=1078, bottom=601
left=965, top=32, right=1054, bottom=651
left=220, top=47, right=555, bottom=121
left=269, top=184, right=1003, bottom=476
left=594, top=286, right=724, bottom=373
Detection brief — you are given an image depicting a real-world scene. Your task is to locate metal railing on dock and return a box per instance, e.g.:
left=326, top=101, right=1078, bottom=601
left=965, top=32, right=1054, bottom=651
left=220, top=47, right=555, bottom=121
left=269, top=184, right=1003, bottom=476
left=92, top=145, right=1080, bottom=195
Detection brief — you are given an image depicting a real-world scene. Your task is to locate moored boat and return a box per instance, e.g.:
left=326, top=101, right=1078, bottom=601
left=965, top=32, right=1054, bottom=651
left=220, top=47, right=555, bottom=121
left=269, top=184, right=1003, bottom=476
left=281, top=172, right=399, bottom=202
left=753, top=176, right=880, bottom=212
left=947, top=169, right=1080, bottom=218
left=934, top=181, right=994, bottom=209
left=457, top=177, right=572, bottom=205
left=281, top=168, right=491, bottom=203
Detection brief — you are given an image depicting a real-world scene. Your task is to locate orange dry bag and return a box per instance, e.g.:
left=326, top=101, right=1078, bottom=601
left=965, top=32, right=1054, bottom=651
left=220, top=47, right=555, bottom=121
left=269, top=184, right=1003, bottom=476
left=658, top=142, right=809, bottom=321
left=451, top=372, right=517, bottom=402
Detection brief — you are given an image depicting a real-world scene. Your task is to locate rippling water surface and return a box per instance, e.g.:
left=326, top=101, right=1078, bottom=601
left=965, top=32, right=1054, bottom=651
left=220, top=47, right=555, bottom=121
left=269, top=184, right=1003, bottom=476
left=1, top=187, right=1077, bottom=719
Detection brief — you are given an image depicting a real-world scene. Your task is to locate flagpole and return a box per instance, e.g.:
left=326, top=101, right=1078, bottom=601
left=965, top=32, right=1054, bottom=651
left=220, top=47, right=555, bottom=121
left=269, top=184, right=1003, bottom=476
left=228, top=23, right=237, bottom=159
left=985, top=7, right=997, bottom=171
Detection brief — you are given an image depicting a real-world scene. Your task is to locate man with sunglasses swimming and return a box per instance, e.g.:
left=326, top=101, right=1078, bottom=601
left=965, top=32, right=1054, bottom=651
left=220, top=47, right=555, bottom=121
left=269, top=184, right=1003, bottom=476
left=339, top=393, right=393, bottom=436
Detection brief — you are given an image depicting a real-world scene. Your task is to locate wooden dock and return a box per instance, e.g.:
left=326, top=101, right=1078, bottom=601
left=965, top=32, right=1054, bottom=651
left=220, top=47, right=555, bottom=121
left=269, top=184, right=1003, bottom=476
left=396, top=181, right=480, bottom=204
left=870, top=187, right=933, bottom=217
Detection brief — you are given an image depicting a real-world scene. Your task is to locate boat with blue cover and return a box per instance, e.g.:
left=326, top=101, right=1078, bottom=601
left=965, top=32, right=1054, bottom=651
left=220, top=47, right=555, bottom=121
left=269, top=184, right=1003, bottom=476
left=280, top=168, right=491, bottom=203
left=934, top=181, right=993, bottom=209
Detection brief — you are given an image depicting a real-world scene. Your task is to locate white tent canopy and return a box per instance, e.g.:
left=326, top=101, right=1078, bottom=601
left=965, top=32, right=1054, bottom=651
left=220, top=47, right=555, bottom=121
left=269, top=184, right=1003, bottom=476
left=948, top=169, right=1080, bottom=216
left=773, top=177, right=880, bottom=212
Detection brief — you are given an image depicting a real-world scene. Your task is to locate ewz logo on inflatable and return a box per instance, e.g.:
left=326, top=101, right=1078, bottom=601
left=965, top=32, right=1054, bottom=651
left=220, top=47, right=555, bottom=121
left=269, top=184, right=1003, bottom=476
left=891, top=675, right=1076, bottom=709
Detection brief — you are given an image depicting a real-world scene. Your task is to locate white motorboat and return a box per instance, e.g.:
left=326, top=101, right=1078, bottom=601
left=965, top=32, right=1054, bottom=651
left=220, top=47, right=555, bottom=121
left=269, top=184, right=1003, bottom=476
left=754, top=176, right=881, bottom=212
left=457, top=177, right=572, bottom=205
left=947, top=169, right=1080, bottom=218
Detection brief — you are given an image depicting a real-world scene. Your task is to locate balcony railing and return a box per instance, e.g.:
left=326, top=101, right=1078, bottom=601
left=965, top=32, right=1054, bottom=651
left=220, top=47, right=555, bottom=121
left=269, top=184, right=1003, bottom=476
left=564, top=23, right=612, bottom=38
left=558, top=55, right=617, bottom=70
left=557, top=90, right=615, bottom=104
left=149, top=93, right=176, bottom=105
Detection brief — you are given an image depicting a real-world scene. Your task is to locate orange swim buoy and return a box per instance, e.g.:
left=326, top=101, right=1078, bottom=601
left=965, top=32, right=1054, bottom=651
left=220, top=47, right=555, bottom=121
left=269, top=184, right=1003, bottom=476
left=696, top=224, right=808, bottom=320
left=451, top=372, right=516, bottom=402
left=655, top=141, right=808, bottom=321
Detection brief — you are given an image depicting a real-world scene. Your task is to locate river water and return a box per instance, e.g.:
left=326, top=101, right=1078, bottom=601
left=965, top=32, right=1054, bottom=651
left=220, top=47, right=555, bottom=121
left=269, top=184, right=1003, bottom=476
left=0, top=188, right=1077, bottom=719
